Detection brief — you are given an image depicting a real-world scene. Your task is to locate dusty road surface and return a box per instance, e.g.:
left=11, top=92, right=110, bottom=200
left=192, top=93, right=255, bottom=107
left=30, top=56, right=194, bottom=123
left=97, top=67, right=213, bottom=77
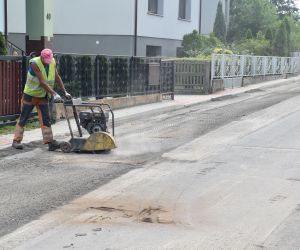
left=1, top=82, right=300, bottom=249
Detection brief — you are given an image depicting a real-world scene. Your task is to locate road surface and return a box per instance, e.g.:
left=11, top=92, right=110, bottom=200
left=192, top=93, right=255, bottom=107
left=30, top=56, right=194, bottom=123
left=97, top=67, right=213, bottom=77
left=1, top=81, right=300, bottom=249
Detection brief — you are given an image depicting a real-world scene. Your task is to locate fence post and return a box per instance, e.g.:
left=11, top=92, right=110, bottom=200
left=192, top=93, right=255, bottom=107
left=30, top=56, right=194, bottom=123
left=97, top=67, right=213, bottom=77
left=210, top=56, right=214, bottom=92
left=21, top=55, right=27, bottom=90
left=240, top=55, right=244, bottom=76
left=211, top=54, right=215, bottom=79
left=106, top=56, right=110, bottom=97
left=273, top=57, right=276, bottom=74
left=253, top=56, right=256, bottom=76
left=221, top=54, right=225, bottom=79
left=129, top=57, right=133, bottom=96
left=158, top=58, right=162, bottom=96
left=172, top=60, right=175, bottom=100
left=263, top=57, right=267, bottom=76
left=96, top=56, right=99, bottom=97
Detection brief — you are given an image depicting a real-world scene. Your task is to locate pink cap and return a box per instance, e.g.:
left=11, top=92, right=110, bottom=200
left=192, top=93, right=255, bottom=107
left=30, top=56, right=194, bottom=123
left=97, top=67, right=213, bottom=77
left=40, top=48, right=53, bottom=64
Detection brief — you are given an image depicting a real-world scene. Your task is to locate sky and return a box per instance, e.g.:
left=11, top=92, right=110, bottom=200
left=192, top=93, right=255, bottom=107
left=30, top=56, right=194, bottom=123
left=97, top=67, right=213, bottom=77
left=296, top=0, right=300, bottom=9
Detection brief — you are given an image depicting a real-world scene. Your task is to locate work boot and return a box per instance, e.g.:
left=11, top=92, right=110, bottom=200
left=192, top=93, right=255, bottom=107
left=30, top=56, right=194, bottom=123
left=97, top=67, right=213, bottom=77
left=48, top=140, right=61, bottom=151
left=12, top=140, right=24, bottom=150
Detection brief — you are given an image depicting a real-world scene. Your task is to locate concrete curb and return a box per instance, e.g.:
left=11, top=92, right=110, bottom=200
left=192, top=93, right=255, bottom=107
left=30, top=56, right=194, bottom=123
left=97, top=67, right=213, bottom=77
left=117, top=75, right=300, bottom=123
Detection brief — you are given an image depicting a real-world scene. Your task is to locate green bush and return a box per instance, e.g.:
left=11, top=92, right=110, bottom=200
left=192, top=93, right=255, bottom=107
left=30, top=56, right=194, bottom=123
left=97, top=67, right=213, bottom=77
left=265, top=28, right=274, bottom=41
left=273, top=21, right=288, bottom=56
left=0, top=32, right=7, bottom=55
left=182, top=31, right=226, bottom=57
left=213, top=48, right=234, bottom=54
left=57, top=55, right=80, bottom=97
left=109, top=58, right=129, bottom=96
left=233, top=38, right=272, bottom=56
left=77, top=56, right=93, bottom=97
left=94, top=55, right=109, bottom=98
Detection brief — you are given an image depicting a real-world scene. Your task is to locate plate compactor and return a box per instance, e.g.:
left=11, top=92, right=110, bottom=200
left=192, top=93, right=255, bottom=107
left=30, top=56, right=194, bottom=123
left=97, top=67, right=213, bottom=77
left=59, top=99, right=117, bottom=153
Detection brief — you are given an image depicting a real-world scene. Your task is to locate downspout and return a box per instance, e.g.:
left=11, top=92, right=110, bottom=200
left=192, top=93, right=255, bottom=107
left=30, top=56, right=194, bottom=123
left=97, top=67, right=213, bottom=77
left=4, top=0, right=7, bottom=42
left=134, top=0, right=138, bottom=56
left=199, top=0, right=202, bottom=34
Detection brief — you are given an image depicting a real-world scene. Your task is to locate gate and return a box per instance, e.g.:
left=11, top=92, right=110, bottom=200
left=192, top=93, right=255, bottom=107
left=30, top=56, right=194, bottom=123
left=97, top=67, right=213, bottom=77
left=0, top=56, right=25, bottom=124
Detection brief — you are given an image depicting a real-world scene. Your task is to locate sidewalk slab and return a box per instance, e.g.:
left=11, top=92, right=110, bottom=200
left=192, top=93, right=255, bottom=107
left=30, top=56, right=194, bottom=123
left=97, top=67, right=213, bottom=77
left=0, top=75, right=299, bottom=151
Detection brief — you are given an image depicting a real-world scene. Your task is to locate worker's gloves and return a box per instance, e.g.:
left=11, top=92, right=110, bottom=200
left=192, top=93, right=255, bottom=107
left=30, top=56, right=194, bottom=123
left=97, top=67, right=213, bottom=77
left=53, top=93, right=63, bottom=103
left=64, top=92, right=72, bottom=100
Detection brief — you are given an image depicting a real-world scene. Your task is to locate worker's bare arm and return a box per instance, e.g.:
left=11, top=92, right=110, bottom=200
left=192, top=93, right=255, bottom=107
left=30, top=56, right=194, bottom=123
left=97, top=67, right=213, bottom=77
left=55, top=68, right=67, bottom=95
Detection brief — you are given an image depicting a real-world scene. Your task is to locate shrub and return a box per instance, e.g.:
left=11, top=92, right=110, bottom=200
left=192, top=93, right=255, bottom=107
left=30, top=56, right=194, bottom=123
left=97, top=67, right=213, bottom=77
left=94, top=55, right=108, bottom=98
left=0, top=32, right=7, bottom=55
left=182, top=31, right=226, bottom=57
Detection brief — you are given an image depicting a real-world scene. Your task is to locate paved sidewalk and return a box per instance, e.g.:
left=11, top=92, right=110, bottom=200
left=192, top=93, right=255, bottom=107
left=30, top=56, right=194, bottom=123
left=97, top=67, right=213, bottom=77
left=0, top=76, right=299, bottom=150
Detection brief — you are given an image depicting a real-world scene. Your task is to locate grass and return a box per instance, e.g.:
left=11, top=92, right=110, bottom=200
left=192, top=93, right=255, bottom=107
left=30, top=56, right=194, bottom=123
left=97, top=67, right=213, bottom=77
left=0, top=120, right=41, bottom=136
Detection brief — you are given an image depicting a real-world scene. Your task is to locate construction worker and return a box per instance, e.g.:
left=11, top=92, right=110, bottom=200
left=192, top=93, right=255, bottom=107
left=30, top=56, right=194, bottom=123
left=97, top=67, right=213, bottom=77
left=12, top=48, right=71, bottom=151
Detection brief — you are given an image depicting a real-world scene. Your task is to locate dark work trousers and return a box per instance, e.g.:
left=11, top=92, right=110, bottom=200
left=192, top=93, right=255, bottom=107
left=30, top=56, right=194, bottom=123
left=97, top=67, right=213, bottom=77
left=14, top=93, right=53, bottom=144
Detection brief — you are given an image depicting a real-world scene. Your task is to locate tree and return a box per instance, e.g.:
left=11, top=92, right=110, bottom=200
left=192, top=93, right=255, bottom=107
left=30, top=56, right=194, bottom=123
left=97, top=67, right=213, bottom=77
left=287, top=17, right=300, bottom=52
left=274, top=21, right=288, bottom=56
left=234, top=38, right=272, bottom=56
left=182, top=30, right=204, bottom=56
left=213, top=1, right=227, bottom=42
left=227, top=0, right=279, bottom=42
left=181, top=30, right=224, bottom=57
left=283, top=16, right=291, bottom=52
left=265, top=28, right=274, bottom=41
left=245, top=29, right=253, bottom=39
left=256, top=31, right=265, bottom=40
left=271, top=0, right=299, bottom=19
left=0, top=33, right=7, bottom=55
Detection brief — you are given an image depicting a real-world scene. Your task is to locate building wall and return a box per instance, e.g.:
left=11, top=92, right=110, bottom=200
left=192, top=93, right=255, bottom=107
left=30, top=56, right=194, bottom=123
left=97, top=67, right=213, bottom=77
left=8, top=0, right=25, bottom=33
left=137, top=36, right=182, bottom=57
left=137, top=0, right=200, bottom=40
left=0, top=0, right=4, bottom=33
left=53, top=0, right=135, bottom=36
left=53, top=34, right=181, bottom=57
left=53, top=34, right=134, bottom=55
left=7, top=33, right=25, bottom=50
left=6, top=0, right=230, bottom=56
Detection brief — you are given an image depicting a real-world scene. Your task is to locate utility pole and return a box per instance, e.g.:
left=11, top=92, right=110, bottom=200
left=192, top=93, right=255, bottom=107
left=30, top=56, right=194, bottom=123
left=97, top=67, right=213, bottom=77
left=199, top=0, right=202, bottom=34
left=134, top=0, right=138, bottom=56
left=4, top=0, right=7, bottom=42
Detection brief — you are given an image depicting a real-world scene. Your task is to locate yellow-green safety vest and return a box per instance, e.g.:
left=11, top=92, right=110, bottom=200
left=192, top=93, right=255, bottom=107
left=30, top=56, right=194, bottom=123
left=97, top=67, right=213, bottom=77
left=23, top=57, right=56, bottom=98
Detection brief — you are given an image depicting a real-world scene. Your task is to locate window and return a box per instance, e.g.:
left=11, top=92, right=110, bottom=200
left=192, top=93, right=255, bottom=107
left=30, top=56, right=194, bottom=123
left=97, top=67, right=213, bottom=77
left=146, top=46, right=162, bottom=57
left=148, top=0, right=158, bottom=14
left=148, top=0, right=164, bottom=15
left=178, top=0, right=191, bottom=20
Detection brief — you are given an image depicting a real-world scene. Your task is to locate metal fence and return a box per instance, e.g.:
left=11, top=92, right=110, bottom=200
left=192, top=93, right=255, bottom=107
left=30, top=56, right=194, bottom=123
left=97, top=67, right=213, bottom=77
left=0, top=53, right=175, bottom=124
left=174, top=60, right=211, bottom=94
left=0, top=56, right=24, bottom=122
left=55, top=53, right=174, bottom=99
left=211, top=54, right=300, bottom=79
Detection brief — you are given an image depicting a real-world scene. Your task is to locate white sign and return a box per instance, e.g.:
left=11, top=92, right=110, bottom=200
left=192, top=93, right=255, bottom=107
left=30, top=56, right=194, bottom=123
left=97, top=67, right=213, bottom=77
left=0, top=0, right=4, bottom=33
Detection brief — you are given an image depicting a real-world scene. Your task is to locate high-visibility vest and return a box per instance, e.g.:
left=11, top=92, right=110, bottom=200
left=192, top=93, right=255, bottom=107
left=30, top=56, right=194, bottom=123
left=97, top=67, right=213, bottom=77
left=23, top=57, right=56, bottom=98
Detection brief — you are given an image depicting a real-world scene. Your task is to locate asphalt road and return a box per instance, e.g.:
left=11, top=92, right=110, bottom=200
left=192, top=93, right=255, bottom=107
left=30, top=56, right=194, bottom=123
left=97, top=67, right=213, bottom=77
left=1, top=81, right=300, bottom=249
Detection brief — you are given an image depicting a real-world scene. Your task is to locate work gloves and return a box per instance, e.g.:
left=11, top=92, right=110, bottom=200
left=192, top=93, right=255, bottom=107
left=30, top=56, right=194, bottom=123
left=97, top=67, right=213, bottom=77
left=52, top=92, right=72, bottom=103
left=53, top=93, right=63, bottom=103
left=64, top=92, right=72, bottom=100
